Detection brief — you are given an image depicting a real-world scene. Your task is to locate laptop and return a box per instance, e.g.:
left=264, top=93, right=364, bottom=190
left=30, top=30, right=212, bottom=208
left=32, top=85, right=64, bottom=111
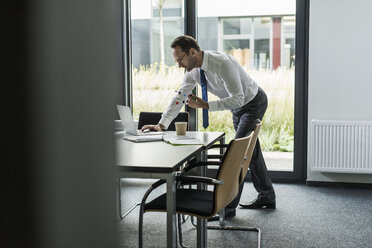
left=116, top=105, right=164, bottom=142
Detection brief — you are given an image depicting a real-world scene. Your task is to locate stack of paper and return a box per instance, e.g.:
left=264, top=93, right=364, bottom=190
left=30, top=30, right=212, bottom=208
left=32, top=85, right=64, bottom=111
left=124, top=135, right=163, bottom=142
left=163, top=136, right=203, bottom=145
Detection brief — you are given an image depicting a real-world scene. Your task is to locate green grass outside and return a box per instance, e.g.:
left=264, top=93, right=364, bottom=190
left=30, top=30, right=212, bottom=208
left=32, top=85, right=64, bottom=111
left=132, top=63, right=294, bottom=152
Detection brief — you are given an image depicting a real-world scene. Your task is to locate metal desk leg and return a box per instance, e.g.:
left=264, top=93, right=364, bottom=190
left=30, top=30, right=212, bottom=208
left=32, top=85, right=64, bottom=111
left=165, top=173, right=177, bottom=248
left=197, top=150, right=207, bottom=248
left=220, top=136, right=226, bottom=154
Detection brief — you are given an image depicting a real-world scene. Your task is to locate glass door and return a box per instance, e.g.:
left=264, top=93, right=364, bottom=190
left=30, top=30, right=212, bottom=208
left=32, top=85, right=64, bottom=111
left=197, top=0, right=296, bottom=174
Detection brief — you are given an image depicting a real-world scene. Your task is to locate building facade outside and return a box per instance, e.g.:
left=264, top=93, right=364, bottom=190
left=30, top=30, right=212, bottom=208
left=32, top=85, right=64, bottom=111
left=131, top=0, right=296, bottom=70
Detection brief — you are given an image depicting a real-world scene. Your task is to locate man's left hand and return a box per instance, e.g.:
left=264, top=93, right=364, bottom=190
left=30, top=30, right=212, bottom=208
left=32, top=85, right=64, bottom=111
left=187, top=94, right=209, bottom=109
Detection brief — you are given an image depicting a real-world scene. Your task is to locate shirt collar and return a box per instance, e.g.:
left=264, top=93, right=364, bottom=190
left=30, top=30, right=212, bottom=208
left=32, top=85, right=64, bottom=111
left=200, top=50, right=209, bottom=72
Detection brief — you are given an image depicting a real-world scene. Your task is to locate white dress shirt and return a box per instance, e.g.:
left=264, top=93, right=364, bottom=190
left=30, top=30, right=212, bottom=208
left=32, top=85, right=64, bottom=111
left=159, top=50, right=259, bottom=129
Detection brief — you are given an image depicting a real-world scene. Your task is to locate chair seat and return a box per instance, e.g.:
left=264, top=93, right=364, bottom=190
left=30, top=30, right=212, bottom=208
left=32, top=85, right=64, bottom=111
left=144, top=189, right=215, bottom=217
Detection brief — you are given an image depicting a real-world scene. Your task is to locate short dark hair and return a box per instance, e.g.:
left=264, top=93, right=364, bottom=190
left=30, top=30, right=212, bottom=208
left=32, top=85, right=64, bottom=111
left=171, top=35, right=201, bottom=54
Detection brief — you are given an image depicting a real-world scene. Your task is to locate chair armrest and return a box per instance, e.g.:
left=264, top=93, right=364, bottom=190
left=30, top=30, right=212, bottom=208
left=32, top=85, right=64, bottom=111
left=140, top=179, right=166, bottom=205
left=151, top=179, right=166, bottom=189
left=208, top=144, right=228, bottom=149
left=176, top=175, right=224, bottom=185
left=182, top=161, right=221, bottom=174
left=207, top=154, right=223, bottom=160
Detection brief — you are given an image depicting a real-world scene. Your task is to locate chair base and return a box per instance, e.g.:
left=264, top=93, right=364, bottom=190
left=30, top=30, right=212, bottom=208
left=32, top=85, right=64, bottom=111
left=120, top=202, right=141, bottom=220
left=185, top=216, right=261, bottom=248
left=207, top=225, right=261, bottom=248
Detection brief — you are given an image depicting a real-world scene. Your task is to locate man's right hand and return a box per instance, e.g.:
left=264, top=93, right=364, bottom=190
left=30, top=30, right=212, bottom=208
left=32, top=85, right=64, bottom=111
left=141, top=124, right=164, bottom=132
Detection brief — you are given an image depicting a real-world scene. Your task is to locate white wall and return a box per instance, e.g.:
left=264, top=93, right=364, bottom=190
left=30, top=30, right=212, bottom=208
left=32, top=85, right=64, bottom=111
left=308, top=0, right=372, bottom=183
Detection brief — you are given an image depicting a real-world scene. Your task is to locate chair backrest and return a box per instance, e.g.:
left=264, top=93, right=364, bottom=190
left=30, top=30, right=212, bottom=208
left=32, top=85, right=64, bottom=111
left=239, top=119, right=262, bottom=185
left=137, top=112, right=189, bottom=131
left=213, top=134, right=253, bottom=214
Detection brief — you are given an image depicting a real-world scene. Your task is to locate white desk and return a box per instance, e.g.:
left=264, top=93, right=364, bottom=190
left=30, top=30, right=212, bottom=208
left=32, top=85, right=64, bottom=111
left=116, top=131, right=225, bottom=248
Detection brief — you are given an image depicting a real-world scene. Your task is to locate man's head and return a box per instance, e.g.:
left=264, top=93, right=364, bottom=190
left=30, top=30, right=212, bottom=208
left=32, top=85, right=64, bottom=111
left=171, top=35, right=203, bottom=72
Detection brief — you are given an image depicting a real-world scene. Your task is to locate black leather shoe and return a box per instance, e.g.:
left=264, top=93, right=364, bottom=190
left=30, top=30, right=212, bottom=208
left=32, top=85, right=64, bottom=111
left=239, top=193, right=276, bottom=209
left=207, top=208, right=236, bottom=222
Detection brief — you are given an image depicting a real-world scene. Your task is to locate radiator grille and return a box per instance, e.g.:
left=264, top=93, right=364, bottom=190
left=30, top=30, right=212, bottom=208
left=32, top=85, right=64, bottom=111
left=310, top=120, right=372, bottom=174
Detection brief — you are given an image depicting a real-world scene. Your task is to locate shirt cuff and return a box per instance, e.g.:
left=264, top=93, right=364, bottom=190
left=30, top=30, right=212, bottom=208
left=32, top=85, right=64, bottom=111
left=159, top=117, right=172, bottom=130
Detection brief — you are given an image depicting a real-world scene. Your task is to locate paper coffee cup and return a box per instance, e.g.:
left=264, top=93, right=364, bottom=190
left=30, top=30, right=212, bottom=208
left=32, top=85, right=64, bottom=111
left=175, top=122, right=187, bottom=135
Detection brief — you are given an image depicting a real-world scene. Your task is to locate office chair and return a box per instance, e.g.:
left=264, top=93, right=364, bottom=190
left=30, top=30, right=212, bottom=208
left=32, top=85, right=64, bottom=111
left=118, top=111, right=189, bottom=220
left=138, top=134, right=256, bottom=248
left=137, top=111, right=189, bottom=131
left=138, top=111, right=190, bottom=222
left=181, top=119, right=262, bottom=248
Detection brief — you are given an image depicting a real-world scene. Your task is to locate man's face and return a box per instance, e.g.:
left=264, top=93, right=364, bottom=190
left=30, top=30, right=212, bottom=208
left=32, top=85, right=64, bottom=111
left=173, top=46, right=197, bottom=72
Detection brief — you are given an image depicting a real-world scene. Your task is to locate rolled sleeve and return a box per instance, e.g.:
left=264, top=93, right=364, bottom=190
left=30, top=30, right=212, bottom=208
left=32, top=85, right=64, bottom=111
left=159, top=116, right=173, bottom=130
left=159, top=73, right=197, bottom=129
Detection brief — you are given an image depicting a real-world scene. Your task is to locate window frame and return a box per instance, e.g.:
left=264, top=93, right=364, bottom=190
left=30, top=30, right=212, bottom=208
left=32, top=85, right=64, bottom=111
left=122, top=0, right=309, bottom=182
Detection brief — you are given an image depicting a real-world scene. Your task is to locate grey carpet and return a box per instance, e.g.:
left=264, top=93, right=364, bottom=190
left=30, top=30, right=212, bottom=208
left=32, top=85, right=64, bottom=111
left=119, top=179, right=372, bottom=248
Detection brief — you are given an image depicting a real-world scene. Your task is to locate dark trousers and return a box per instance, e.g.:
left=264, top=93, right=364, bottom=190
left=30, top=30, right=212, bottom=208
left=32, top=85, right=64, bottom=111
left=227, top=87, right=275, bottom=209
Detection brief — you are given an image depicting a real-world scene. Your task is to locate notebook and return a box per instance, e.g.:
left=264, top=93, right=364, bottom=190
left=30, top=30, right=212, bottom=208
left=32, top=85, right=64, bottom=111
left=116, top=105, right=164, bottom=142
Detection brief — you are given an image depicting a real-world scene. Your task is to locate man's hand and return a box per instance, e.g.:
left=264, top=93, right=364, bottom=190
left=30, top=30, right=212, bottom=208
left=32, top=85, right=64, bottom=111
left=187, top=94, right=209, bottom=109
left=141, top=124, right=165, bottom=132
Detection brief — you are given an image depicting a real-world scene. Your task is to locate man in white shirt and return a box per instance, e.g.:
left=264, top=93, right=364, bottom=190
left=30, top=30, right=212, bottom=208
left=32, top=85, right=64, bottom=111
left=142, top=35, right=276, bottom=220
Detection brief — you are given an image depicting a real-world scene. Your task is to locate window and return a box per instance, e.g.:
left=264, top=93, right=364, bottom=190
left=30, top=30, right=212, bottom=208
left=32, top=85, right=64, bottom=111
left=220, top=18, right=252, bottom=69
left=124, top=0, right=308, bottom=181
left=223, top=18, right=252, bottom=35
left=253, top=17, right=271, bottom=69
left=282, top=16, right=296, bottom=68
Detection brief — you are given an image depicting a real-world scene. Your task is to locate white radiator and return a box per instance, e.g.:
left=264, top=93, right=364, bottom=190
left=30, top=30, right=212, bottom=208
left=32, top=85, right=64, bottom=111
left=310, top=120, right=372, bottom=174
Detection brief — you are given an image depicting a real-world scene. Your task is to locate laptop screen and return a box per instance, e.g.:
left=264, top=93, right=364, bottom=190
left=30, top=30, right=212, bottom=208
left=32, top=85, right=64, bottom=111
left=116, top=105, right=137, bottom=135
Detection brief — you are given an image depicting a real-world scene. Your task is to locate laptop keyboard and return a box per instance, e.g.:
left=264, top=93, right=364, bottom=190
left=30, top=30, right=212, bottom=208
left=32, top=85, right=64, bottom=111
left=136, top=130, right=164, bottom=136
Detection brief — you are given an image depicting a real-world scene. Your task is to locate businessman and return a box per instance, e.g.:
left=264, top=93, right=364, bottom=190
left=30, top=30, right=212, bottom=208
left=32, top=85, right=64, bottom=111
left=142, top=35, right=276, bottom=221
